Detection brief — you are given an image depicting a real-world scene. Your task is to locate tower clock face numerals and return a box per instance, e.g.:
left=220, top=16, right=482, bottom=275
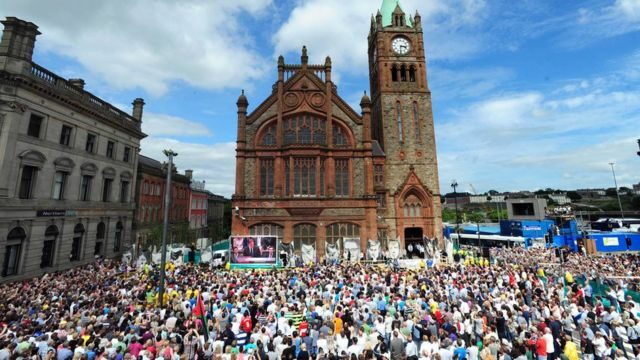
left=392, top=37, right=410, bottom=55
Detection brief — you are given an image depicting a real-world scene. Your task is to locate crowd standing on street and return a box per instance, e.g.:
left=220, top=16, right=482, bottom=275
left=1, top=247, right=640, bottom=360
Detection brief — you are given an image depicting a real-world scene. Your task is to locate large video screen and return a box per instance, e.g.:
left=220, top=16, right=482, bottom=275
left=230, top=235, right=278, bottom=264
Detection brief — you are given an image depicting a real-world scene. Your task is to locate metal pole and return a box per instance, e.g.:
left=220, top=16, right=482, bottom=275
left=451, top=181, right=460, bottom=248
left=608, top=162, right=625, bottom=220
left=159, top=149, right=177, bottom=308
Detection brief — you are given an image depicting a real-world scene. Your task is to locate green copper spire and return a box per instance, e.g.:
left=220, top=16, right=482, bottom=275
left=379, top=0, right=412, bottom=27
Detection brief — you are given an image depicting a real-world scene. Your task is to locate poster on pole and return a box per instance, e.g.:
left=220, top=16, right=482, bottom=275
left=230, top=235, right=278, bottom=264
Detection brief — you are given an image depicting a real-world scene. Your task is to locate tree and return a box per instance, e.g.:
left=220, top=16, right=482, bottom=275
left=566, top=191, right=582, bottom=201
left=467, top=212, right=485, bottom=224
left=605, top=188, right=618, bottom=197
left=442, top=208, right=457, bottom=223
left=632, top=196, right=640, bottom=210
left=487, top=190, right=500, bottom=196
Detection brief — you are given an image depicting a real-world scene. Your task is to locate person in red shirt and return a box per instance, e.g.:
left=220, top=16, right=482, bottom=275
left=527, top=331, right=547, bottom=360
left=241, top=311, right=253, bottom=334
left=298, top=319, right=309, bottom=337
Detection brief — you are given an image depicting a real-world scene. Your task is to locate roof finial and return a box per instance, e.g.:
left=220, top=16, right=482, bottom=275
left=301, top=45, right=308, bottom=66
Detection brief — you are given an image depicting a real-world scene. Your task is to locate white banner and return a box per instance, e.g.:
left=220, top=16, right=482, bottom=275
left=603, top=237, right=619, bottom=246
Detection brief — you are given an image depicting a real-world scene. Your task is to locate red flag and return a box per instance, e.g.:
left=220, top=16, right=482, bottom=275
left=193, top=294, right=205, bottom=318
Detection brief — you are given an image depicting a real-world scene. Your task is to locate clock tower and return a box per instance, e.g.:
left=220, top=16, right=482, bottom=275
left=368, top=0, right=442, bottom=249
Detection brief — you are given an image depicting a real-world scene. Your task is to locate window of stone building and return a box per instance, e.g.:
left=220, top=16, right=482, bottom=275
left=70, top=224, right=84, bottom=261
left=106, top=141, right=115, bottom=159
left=325, top=223, right=360, bottom=250
left=41, top=225, right=58, bottom=268
left=3, top=227, right=26, bottom=276
left=391, top=64, right=398, bottom=82
left=102, top=179, right=113, bottom=202
left=400, top=65, right=407, bottom=81
left=52, top=171, right=67, bottom=200
left=319, top=159, right=325, bottom=197
left=85, top=134, right=97, bottom=153
left=120, top=181, right=130, bottom=203
left=413, top=102, right=420, bottom=141
left=283, top=114, right=326, bottom=146
left=332, top=124, right=350, bottom=147
left=249, top=223, right=284, bottom=238
left=376, top=192, right=387, bottom=208
left=27, top=114, right=43, bottom=138
left=95, top=222, right=105, bottom=256
left=80, top=175, right=93, bottom=201
left=123, top=147, right=131, bottom=163
left=259, top=158, right=275, bottom=196
left=285, top=160, right=290, bottom=195
left=403, top=194, right=422, bottom=218
left=114, top=222, right=123, bottom=252
left=409, top=66, right=416, bottom=82
left=293, top=158, right=316, bottom=196
left=396, top=102, right=404, bottom=143
left=19, top=165, right=38, bottom=199
left=374, top=165, right=384, bottom=186
left=294, top=224, right=316, bottom=252
left=60, top=125, right=73, bottom=146
left=335, top=159, right=350, bottom=197
left=261, top=124, right=277, bottom=146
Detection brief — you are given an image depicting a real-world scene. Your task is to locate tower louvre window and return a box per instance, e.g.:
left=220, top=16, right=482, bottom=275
left=413, top=102, right=420, bottom=142
left=409, top=66, right=416, bottom=82
left=391, top=64, right=398, bottom=82
left=396, top=102, right=403, bottom=143
left=400, top=65, right=407, bottom=81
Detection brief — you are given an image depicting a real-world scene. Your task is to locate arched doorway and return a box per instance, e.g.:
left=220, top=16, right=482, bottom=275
left=404, top=227, right=424, bottom=258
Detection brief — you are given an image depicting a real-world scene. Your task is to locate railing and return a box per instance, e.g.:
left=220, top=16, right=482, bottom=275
left=29, top=63, right=138, bottom=129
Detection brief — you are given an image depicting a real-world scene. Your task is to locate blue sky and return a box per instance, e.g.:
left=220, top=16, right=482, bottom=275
left=2, top=0, right=640, bottom=197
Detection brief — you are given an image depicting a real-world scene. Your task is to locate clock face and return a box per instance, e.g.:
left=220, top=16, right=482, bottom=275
left=392, top=37, right=410, bottom=55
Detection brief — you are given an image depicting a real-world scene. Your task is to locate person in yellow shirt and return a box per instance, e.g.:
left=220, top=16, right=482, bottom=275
left=563, top=334, right=579, bottom=360
left=333, top=313, right=343, bottom=334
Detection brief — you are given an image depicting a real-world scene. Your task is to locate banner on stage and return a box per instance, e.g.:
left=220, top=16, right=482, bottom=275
left=230, top=235, right=278, bottom=264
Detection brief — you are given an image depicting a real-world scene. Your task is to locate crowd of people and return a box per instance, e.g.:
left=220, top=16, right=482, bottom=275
left=1, top=246, right=640, bottom=360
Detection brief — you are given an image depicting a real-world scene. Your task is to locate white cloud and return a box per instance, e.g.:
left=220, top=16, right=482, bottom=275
left=142, top=113, right=212, bottom=137
left=616, top=0, right=640, bottom=20
left=1, top=0, right=273, bottom=96
left=272, top=0, right=488, bottom=82
left=140, top=138, right=236, bottom=197
left=437, top=77, right=640, bottom=192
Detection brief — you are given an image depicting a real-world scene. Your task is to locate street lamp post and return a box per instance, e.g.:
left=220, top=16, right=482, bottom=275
left=608, top=162, right=625, bottom=220
left=158, top=149, right=177, bottom=308
left=451, top=180, right=460, bottom=247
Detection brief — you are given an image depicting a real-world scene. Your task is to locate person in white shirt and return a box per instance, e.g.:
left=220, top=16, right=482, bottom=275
left=347, top=337, right=363, bottom=357
left=405, top=339, right=418, bottom=360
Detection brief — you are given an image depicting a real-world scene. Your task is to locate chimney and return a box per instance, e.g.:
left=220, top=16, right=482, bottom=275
left=0, top=17, right=41, bottom=74
left=68, top=78, right=85, bottom=90
left=185, top=169, right=193, bottom=180
left=132, top=98, right=145, bottom=121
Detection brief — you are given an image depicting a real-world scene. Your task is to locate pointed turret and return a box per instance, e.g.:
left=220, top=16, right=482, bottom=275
left=414, top=10, right=422, bottom=30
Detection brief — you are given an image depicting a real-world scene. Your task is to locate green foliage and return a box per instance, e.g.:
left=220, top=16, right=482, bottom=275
left=631, top=196, right=640, bottom=210
left=467, top=211, right=485, bottom=224
left=442, top=208, right=458, bottom=223
left=566, top=191, right=582, bottom=201
left=487, top=209, right=508, bottom=222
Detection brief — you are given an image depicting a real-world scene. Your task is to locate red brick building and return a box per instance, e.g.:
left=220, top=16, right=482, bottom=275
left=231, top=1, right=441, bottom=260
left=133, top=155, right=191, bottom=250
left=188, top=177, right=209, bottom=239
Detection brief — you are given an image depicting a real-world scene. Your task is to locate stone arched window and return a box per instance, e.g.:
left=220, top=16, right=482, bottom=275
left=260, top=123, right=277, bottom=146
left=3, top=227, right=26, bottom=276
left=249, top=223, right=283, bottom=238
left=293, top=223, right=317, bottom=252
left=400, top=65, right=407, bottom=82
left=325, top=222, right=360, bottom=249
left=332, top=123, right=351, bottom=147
left=283, top=114, right=326, bottom=146
left=41, top=225, right=58, bottom=268
left=391, top=64, right=398, bottom=82
left=402, top=194, right=422, bottom=218
left=114, top=222, right=123, bottom=252
left=396, top=102, right=403, bottom=143
left=71, top=224, right=85, bottom=261
left=409, top=65, right=416, bottom=82
left=95, top=222, right=106, bottom=256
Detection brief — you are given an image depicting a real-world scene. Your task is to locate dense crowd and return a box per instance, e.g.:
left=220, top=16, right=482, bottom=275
left=1, top=247, right=640, bottom=360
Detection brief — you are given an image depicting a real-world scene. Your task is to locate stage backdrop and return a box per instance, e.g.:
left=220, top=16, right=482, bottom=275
left=230, top=235, right=278, bottom=265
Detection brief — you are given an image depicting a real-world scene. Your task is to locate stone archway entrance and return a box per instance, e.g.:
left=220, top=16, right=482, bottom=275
left=404, top=227, right=424, bottom=258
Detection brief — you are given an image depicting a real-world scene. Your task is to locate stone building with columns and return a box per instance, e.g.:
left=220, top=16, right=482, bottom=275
left=232, top=0, right=442, bottom=261
left=0, top=17, right=146, bottom=282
